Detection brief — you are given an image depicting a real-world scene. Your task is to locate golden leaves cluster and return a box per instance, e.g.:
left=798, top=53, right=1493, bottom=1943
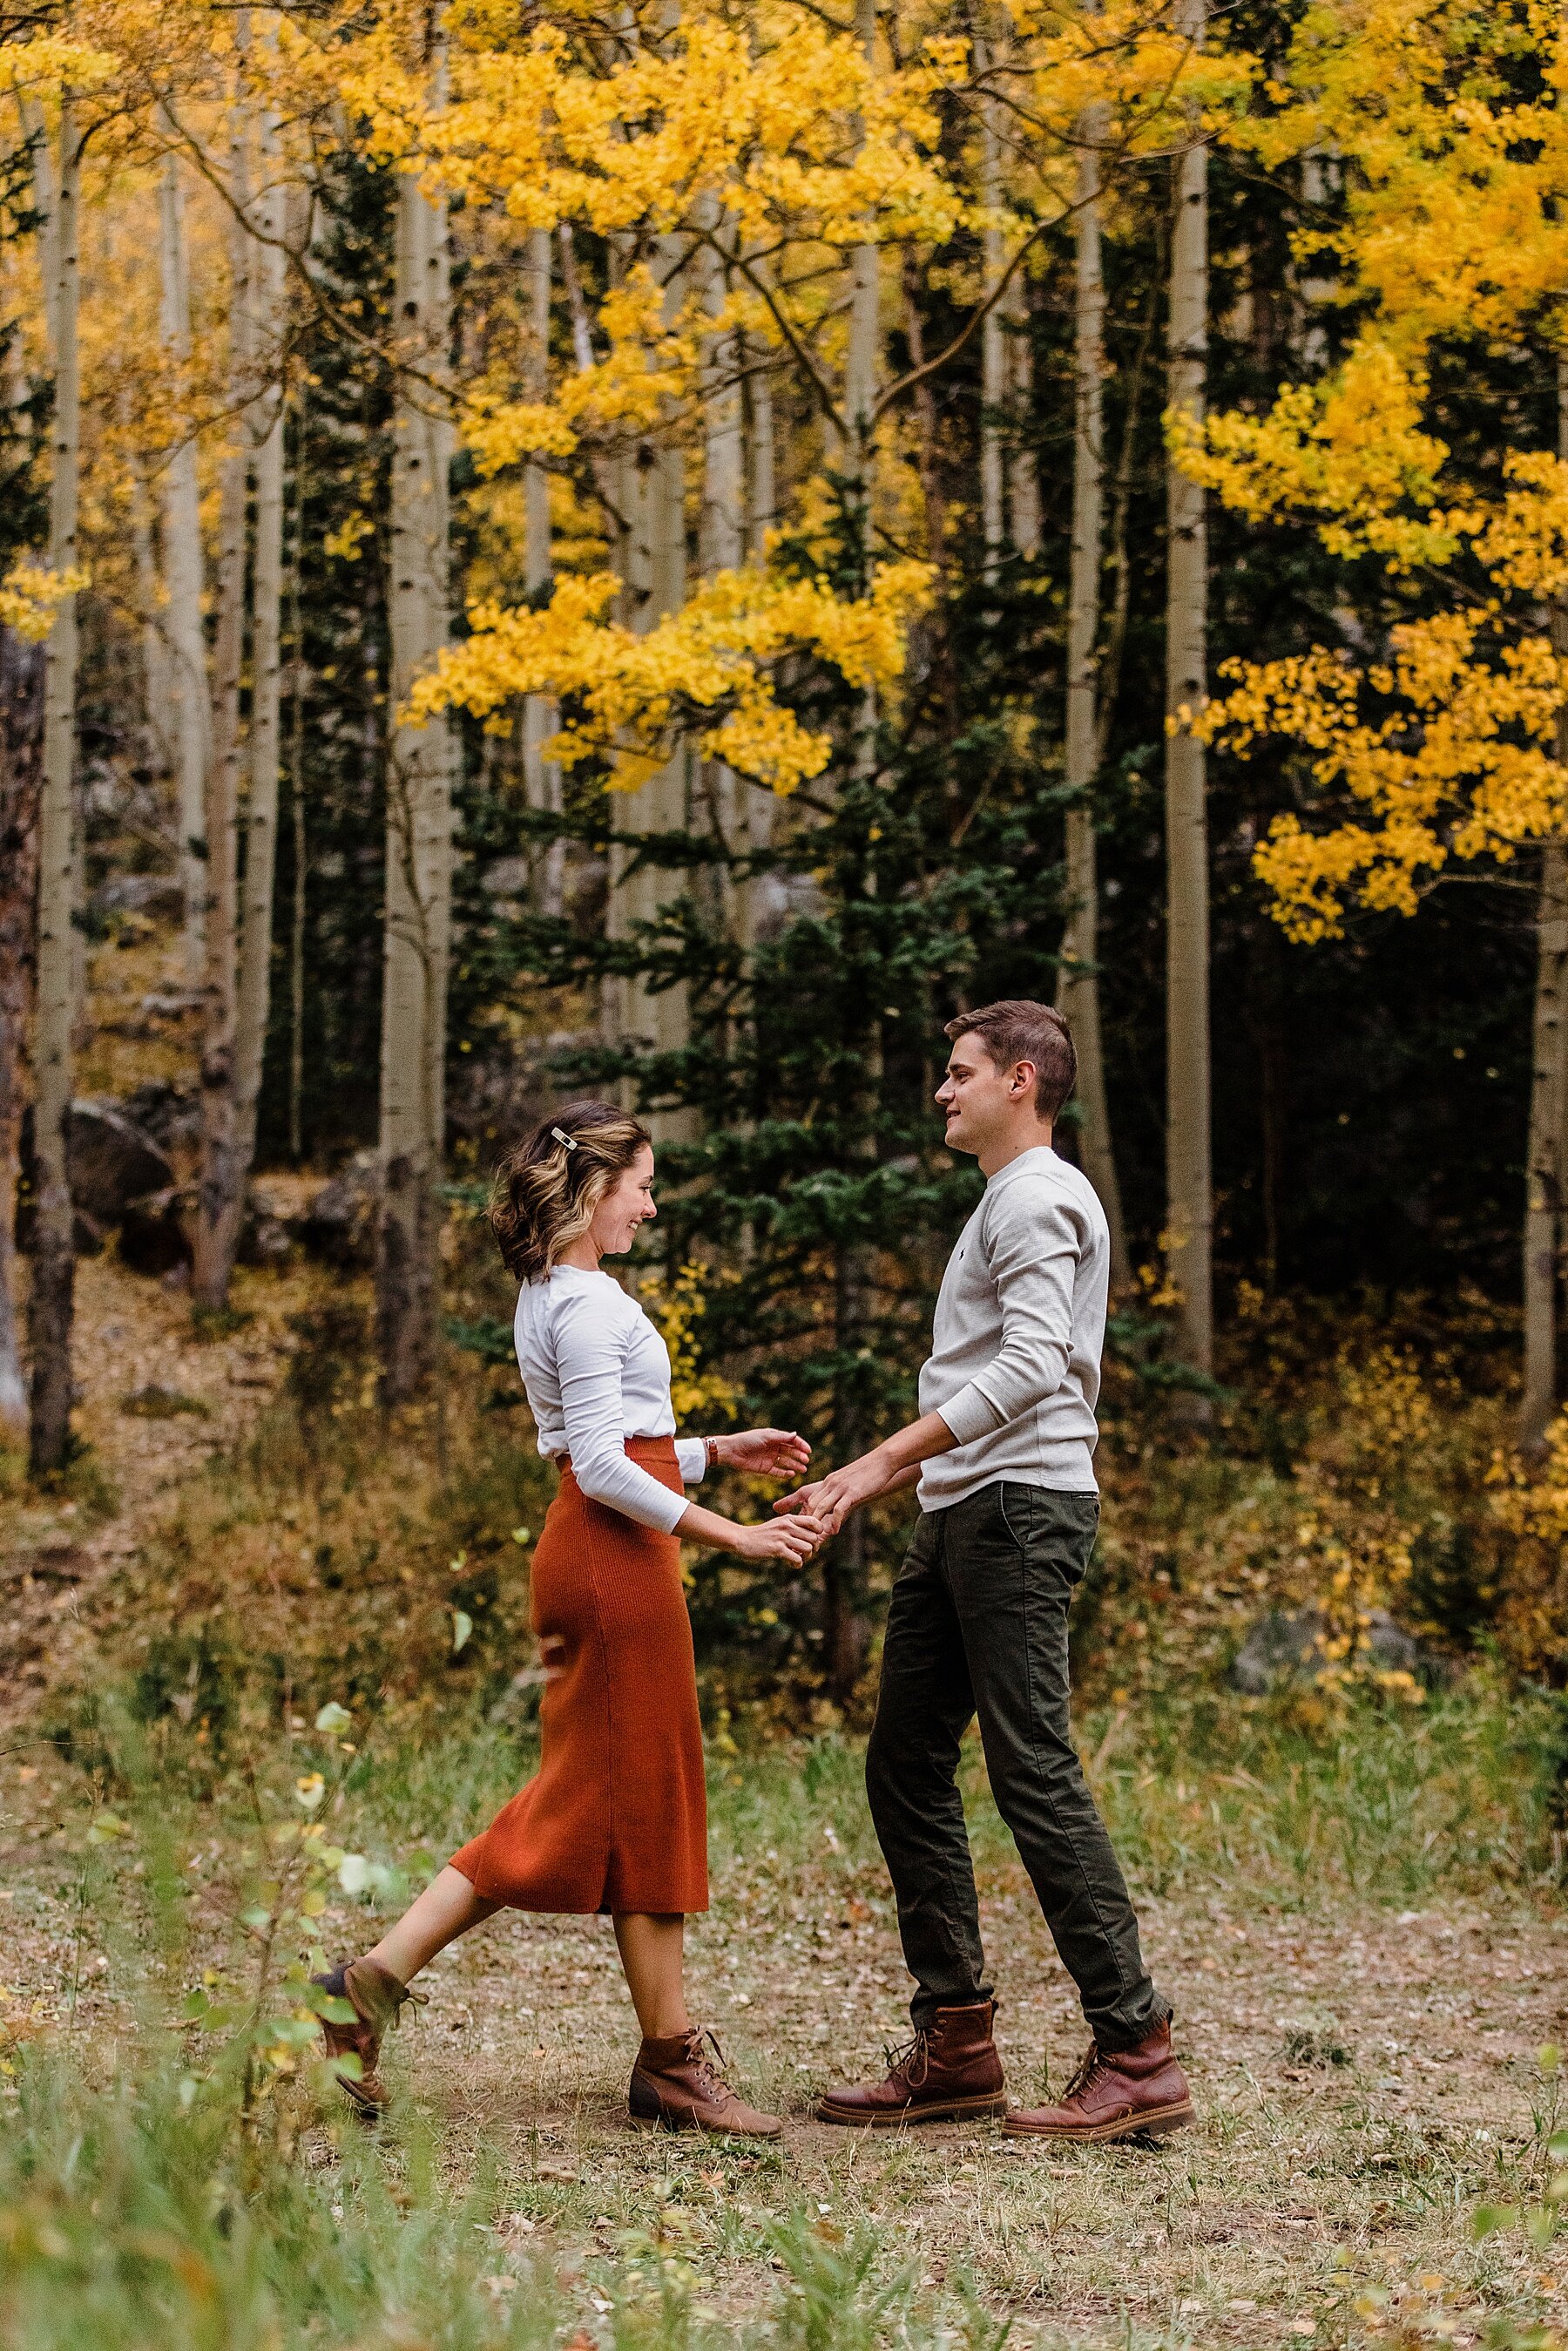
left=409, top=558, right=935, bottom=796
left=1180, top=0, right=1568, bottom=938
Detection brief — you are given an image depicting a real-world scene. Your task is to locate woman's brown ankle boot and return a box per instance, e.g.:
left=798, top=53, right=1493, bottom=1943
left=628, top=2028, right=783, bottom=2138
left=312, top=1957, right=425, bottom=2119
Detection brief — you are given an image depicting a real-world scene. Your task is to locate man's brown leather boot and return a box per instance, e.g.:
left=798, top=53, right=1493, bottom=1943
left=817, top=2001, right=1008, bottom=2128
left=1004, top=2014, right=1193, bottom=2144
left=628, top=2028, right=783, bottom=2138
left=312, top=1956, right=425, bottom=2119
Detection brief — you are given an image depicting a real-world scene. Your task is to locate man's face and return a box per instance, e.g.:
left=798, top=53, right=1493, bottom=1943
left=935, top=1035, right=1026, bottom=1156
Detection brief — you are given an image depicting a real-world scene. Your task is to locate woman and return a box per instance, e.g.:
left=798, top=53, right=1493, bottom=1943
left=315, top=1101, right=824, bottom=2138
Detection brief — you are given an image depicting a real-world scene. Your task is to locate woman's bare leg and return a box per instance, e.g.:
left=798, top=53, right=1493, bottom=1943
left=362, top=1866, right=501, bottom=1986
left=613, top=1912, right=690, bottom=2039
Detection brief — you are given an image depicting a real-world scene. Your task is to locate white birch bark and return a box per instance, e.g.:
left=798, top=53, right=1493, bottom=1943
left=523, top=225, right=563, bottom=916
left=232, top=102, right=287, bottom=1259
left=742, top=314, right=778, bottom=949
left=978, top=44, right=1005, bottom=573
left=1057, top=121, right=1126, bottom=1284
left=700, top=220, right=746, bottom=949
left=27, top=99, right=80, bottom=1473
left=1164, top=0, right=1213, bottom=1386
left=1006, top=268, right=1040, bottom=559
left=128, top=458, right=172, bottom=775
left=193, top=80, right=253, bottom=1309
left=158, top=155, right=209, bottom=984
left=377, top=125, right=456, bottom=1401
left=845, top=0, right=880, bottom=780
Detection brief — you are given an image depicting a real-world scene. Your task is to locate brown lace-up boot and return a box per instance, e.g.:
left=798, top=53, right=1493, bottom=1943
left=312, top=1956, right=426, bottom=2119
left=817, top=2002, right=1007, bottom=2128
left=628, top=2028, right=783, bottom=2138
left=1004, top=2015, right=1193, bottom=2144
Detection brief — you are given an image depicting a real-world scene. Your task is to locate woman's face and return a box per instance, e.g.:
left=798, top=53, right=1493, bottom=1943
left=589, top=1143, right=657, bottom=1257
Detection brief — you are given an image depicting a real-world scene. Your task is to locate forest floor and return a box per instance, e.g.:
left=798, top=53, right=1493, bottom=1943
left=1, top=1254, right=1565, bottom=2348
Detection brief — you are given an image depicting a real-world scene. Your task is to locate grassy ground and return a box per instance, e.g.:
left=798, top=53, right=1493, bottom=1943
left=2, top=1683, right=1565, bottom=2350
left=3, top=1259, right=1567, bottom=2346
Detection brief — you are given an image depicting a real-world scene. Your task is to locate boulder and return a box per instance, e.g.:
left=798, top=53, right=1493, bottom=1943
left=121, top=1081, right=203, bottom=1183
left=1228, top=1604, right=1431, bottom=1695
left=301, top=1150, right=380, bottom=1267
left=66, top=1099, right=173, bottom=1230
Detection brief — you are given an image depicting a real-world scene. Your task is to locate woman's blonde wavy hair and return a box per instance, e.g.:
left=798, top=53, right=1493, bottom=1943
left=490, top=1100, right=652, bottom=1282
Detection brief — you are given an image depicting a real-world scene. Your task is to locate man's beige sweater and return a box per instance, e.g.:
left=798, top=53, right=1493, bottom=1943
left=917, top=1144, right=1109, bottom=1510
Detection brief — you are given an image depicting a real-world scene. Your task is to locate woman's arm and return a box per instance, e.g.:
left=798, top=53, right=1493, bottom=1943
left=674, top=1495, right=825, bottom=1563
left=555, top=1292, right=696, bottom=1534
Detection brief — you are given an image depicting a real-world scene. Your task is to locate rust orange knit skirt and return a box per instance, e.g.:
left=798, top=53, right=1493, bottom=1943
left=449, top=1435, right=708, bottom=1914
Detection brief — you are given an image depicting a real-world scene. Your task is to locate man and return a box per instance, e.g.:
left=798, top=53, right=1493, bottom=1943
left=780, top=999, right=1192, bottom=2142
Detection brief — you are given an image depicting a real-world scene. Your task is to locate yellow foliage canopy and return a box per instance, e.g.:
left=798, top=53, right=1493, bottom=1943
left=408, top=558, right=935, bottom=795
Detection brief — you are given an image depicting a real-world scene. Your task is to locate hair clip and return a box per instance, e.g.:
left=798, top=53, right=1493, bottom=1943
left=551, top=1125, right=578, bottom=1153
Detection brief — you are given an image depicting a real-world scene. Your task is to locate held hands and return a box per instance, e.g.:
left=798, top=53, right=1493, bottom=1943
left=774, top=1452, right=891, bottom=1540
left=715, top=1427, right=812, bottom=1479
left=729, top=1510, right=832, bottom=1564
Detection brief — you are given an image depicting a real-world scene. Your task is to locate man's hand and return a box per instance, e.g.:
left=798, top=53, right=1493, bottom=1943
left=716, top=1427, right=812, bottom=1479
left=774, top=1453, right=890, bottom=1537
left=774, top=1409, right=962, bottom=1537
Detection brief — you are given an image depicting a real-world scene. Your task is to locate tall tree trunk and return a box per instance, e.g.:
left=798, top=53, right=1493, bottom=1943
left=232, top=105, right=287, bottom=1270
left=158, top=154, right=208, bottom=985
left=741, top=289, right=779, bottom=952
left=1056, top=119, right=1127, bottom=1284
left=1006, top=268, right=1040, bottom=559
left=700, top=220, right=746, bottom=952
left=128, top=457, right=172, bottom=776
left=1163, top=0, right=1213, bottom=1393
left=1518, top=353, right=1568, bottom=1453
left=609, top=231, right=693, bottom=1140
left=523, top=226, right=563, bottom=917
left=377, top=128, right=456, bottom=1404
left=824, top=0, right=883, bottom=1701
left=978, top=46, right=1005, bottom=575
left=0, top=628, right=44, bottom=1437
left=28, top=101, right=81, bottom=1477
left=193, top=88, right=253, bottom=1311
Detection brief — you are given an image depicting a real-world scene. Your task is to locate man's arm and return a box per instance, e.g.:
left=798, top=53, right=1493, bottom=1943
left=774, top=1411, right=956, bottom=1534
left=777, top=1182, right=1082, bottom=1535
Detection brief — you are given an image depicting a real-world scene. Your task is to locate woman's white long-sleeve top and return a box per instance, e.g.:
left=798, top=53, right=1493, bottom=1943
left=513, top=1264, right=707, bottom=1535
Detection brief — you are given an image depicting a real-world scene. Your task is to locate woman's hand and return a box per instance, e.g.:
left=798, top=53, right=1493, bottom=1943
left=714, top=1428, right=813, bottom=1479
left=727, top=1512, right=828, bottom=1564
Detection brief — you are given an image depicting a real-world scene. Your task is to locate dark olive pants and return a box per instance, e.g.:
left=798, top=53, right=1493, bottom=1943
left=865, top=1480, right=1167, bottom=2051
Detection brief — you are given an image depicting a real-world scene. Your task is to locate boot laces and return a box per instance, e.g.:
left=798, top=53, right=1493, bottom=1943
left=1062, top=2043, right=1105, bottom=2104
left=682, top=2028, right=733, bottom=2104
left=883, top=2029, right=931, bottom=2090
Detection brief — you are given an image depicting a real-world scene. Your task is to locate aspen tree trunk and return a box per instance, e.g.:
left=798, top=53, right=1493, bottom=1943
left=158, top=156, right=209, bottom=985
left=1006, top=268, right=1040, bottom=559
left=128, top=460, right=172, bottom=775
left=700, top=222, right=745, bottom=946
left=826, top=0, right=882, bottom=1699
left=377, top=133, right=456, bottom=1403
left=742, top=317, right=778, bottom=952
left=193, top=91, right=253, bottom=1311
left=0, top=628, right=44, bottom=1435
left=1518, top=353, right=1568, bottom=1452
left=1056, top=122, right=1127, bottom=1284
left=607, top=233, right=693, bottom=1139
left=231, top=106, right=287, bottom=1274
left=1163, top=0, right=1213, bottom=1392
left=28, top=100, right=80, bottom=1476
left=523, top=226, right=563, bottom=917
left=978, top=44, right=1005, bottom=574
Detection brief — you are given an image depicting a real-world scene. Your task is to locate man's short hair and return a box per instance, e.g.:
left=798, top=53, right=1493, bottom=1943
left=944, top=999, right=1078, bottom=1121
